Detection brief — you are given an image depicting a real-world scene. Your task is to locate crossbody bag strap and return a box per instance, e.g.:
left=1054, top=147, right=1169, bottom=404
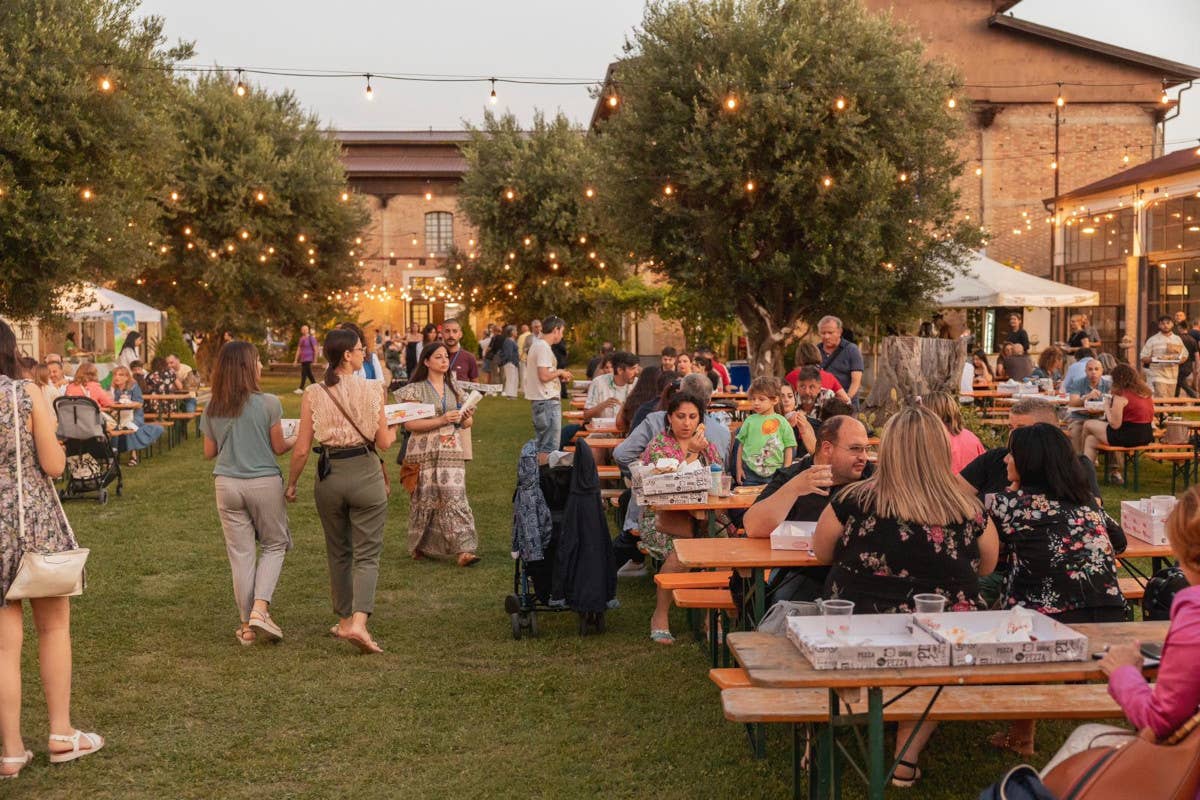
left=13, top=382, right=24, bottom=547
left=318, top=383, right=375, bottom=448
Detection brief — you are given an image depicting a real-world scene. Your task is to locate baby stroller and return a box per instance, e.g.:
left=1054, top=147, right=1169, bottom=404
left=54, top=396, right=122, bottom=504
left=506, top=440, right=617, bottom=638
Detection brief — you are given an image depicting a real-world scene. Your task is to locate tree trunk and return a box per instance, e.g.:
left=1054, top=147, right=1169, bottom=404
left=735, top=299, right=789, bottom=378
left=865, top=336, right=965, bottom=421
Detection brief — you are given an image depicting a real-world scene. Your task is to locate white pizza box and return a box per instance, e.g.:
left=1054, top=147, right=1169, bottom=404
left=1120, top=501, right=1170, bottom=546
left=997, top=380, right=1021, bottom=395
left=1084, top=400, right=1106, bottom=412
left=458, top=381, right=502, bottom=396
left=771, top=520, right=816, bottom=551
left=786, top=614, right=949, bottom=670
left=913, top=608, right=1088, bottom=666
left=280, top=418, right=299, bottom=438
left=588, top=417, right=619, bottom=432
left=629, top=461, right=711, bottom=495
left=384, top=402, right=436, bottom=426
left=633, top=488, right=707, bottom=507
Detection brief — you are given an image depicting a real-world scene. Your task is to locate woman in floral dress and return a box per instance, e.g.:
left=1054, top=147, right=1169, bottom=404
left=143, top=356, right=177, bottom=418
left=396, top=343, right=479, bottom=567
left=0, top=321, right=103, bottom=777
left=813, top=405, right=1000, bottom=788
left=638, top=392, right=719, bottom=645
left=987, top=422, right=1127, bottom=756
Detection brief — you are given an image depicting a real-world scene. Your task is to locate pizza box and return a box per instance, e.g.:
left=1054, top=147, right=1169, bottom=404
left=384, top=402, right=436, bottom=426
left=786, top=614, right=948, bottom=670
left=770, top=520, right=816, bottom=551
left=913, top=608, right=1087, bottom=666
left=280, top=418, right=299, bottom=438
left=1120, top=501, right=1170, bottom=546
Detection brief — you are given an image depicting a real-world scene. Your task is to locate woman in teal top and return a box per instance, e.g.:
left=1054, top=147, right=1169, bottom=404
left=200, top=342, right=296, bottom=646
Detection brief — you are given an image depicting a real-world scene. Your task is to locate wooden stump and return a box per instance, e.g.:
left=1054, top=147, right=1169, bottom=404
left=865, top=336, right=965, bottom=420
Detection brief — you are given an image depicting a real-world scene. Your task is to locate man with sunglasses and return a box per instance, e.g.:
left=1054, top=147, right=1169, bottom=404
left=743, top=415, right=872, bottom=605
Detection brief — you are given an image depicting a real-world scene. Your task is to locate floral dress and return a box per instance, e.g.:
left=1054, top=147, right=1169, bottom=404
left=637, top=431, right=719, bottom=560
left=825, top=491, right=987, bottom=614
left=144, top=368, right=177, bottom=417
left=0, top=377, right=78, bottom=605
left=396, top=379, right=478, bottom=559
left=989, top=489, right=1126, bottom=618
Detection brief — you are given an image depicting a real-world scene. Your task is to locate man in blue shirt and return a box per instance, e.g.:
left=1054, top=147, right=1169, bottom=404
left=611, top=373, right=732, bottom=577
left=817, top=315, right=864, bottom=405
left=1060, top=347, right=1095, bottom=392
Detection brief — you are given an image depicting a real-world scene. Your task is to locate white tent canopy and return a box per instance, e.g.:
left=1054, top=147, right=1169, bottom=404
left=61, top=284, right=163, bottom=323
left=936, top=251, right=1098, bottom=308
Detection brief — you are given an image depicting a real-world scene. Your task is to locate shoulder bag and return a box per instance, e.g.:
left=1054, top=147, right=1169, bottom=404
left=1042, top=710, right=1200, bottom=800
left=5, top=381, right=89, bottom=601
left=318, top=383, right=391, bottom=496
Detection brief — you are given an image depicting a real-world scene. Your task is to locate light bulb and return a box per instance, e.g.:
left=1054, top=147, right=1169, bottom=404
left=1050, top=160, right=1058, bottom=170
left=585, top=187, right=595, bottom=198
left=947, top=97, right=957, bottom=109
left=821, top=176, right=833, bottom=188
left=341, top=191, right=350, bottom=201
left=364, top=74, right=374, bottom=101
left=835, top=97, right=846, bottom=111
left=1162, top=89, right=1171, bottom=105
left=606, top=95, right=618, bottom=108
left=255, top=190, right=266, bottom=203
left=975, top=167, right=983, bottom=177
left=297, top=234, right=306, bottom=242
left=169, top=191, right=180, bottom=202
left=80, top=187, right=93, bottom=201
left=234, top=69, right=247, bottom=97
left=489, top=78, right=497, bottom=104
left=663, top=184, right=674, bottom=196
left=898, top=172, right=908, bottom=182
left=239, top=230, right=250, bottom=240
left=745, top=180, right=755, bottom=192
left=424, top=191, right=433, bottom=201
left=504, top=189, right=514, bottom=200
left=1056, top=94, right=1065, bottom=107
left=724, top=94, right=738, bottom=111
left=99, top=76, right=113, bottom=93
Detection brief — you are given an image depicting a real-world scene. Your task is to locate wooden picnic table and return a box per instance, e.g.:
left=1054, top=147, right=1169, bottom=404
left=675, top=536, right=821, bottom=623
left=596, top=465, right=622, bottom=482
left=728, top=620, right=1169, bottom=800
left=583, top=436, right=625, bottom=450
left=649, top=491, right=761, bottom=537
left=564, top=410, right=585, bottom=421
left=570, top=399, right=585, bottom=410
left=711, top=391, right=748, bottom=400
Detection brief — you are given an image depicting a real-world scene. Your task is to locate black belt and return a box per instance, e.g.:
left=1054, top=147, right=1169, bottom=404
left=316, top=445, right=370, bottom=460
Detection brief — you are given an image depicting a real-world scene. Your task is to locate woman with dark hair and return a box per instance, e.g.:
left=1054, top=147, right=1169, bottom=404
left=693, top=355, right=721, bottom=392
left=287, top=328, right=394, bottom=653
left=143, top=356, right=177, bottom=417
left=987, top=422, right=1127, bottom=756
left=117, top=331, right=141, bottom=368
left=396, top=342, right=479, bottom=567
left=638, top=392, right=720, bottom=644
left=616, top=365, right=662, bottom=434
left=339, top=322, right=384, bottom=382
left=1081, top=363, right=1154, bottom=484
left=201, top=342, right=296, bottom=645
left=0, top=321, right=103, bottom=776
left=971, top=349, right=994, bottom=387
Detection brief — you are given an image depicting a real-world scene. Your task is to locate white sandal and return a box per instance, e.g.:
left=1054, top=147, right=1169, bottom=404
left=48, top=730, right=104, bottom=764
left=0, top=750, right=32, bottom=778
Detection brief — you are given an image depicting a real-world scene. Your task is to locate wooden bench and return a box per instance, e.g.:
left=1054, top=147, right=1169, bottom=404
left=673, top=588, right=736, bottom=611
left=1145, top=450, right=1197, bottom=493
left=1119, top=576, right=1145, bottom=600
left=673, top=588, right=737, bottom=667
left=655, top=571, right=732, bottom=590
left=709, top=667, right=752, bottom=690
left=1096, top=443, right=1190, bottom=491
left=169, top=411, right=203, bottom=439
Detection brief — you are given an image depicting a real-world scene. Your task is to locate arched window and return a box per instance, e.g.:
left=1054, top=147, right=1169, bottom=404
left=424, top=211, right=453, bottom=255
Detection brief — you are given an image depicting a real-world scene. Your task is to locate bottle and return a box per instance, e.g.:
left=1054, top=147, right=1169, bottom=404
left=709, top=464, right=723, bottom=495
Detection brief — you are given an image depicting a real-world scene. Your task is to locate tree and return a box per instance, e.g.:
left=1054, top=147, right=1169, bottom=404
left=119, top=73, right=368, bottom=357
left=450, top=111, right=624, bottom=328
left=595, top=0, right=983, bottom=376
left=152, top=307, right=195, bottom=368
left=0, top=0, right=188, bottom=319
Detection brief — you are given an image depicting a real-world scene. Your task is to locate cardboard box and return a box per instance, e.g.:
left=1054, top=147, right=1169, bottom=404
left=630, top=463, right=712, bottom=495
left=457, top=381, right=502, bottom=396
left=384, top=403, right=436, bottom=426
left=280, top=418, right=299, bottom=438
left=914, top=609, right=1088, bottom=666
left=770, top=520, right=816, bottom=550
left=1120, top=501, right=1170, bottom=546
left=633, top=489, right=707, bottom=507
left=786, top=614, right=949, bottom=670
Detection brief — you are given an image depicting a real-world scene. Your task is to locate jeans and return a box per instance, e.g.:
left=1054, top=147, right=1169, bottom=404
left=531, top=399, right=561, bottom=454
left=299, top=361, right=316, bottom=389
left=184, top=397, right=197, bottom=413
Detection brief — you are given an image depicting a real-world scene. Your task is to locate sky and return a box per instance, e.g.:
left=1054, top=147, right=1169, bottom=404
left=135, top=0, right=1200, bottom=145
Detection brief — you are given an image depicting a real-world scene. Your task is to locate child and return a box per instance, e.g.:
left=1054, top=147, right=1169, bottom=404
left=735, top=376, right=796, bottom=486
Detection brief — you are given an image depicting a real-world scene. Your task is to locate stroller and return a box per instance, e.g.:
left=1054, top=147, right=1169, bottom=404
left=506, top=440, right=617, bottom=638
left=54, top=396, right=122, bottom=504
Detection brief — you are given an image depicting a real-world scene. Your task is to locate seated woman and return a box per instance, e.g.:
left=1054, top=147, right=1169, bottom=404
left=108, top=365, right=164, bottom=466
left=1030, top=346, right=1064, bottom=386
left=693, top=355, right=721, bottom=392
left=778, top=380, right=817, bottom=458
left=63, top=362, right=112, bottom=410
left=143, top=356, right=178, bottom=418
left=1082, top=363, right=1153, bottom=485
left=971, top=349, right=994, bottom=387
left=987, top=422, right=1127, bottom=756
left=1041, top=484, right=1200, bottom=778
left=639, top=392, right=720, bottom=645
left=922, top=392, right=985, bottom=473
left=615, top=365, right=662, bottom=436
left=814, top=405, right=999, bottom=787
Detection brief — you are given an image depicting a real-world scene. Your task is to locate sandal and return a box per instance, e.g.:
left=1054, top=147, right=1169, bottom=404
left=248, top=611, right=283, bottom=643
left=650, top=629, right=675, bottom=645
left=235, top=625, right=255, bottom=646
left=988, top=730, right=1035, bottom=756
left=891, top=759, right=922, bottom=788
left=457, top=553, right=481, bottom=568
left=48, top=730, right=104, bottom=764
left=0, top=750, right=32, bottom=779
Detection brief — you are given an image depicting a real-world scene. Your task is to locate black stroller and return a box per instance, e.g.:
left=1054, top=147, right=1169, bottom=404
left=506, top=439, right=617, bottom=638
left=54, top=395, right=122, bottom=503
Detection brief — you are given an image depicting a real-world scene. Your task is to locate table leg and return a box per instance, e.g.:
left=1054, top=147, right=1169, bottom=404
left=753, top=568, right=766, bottom=630
left=708, top=510, right=717, bottom=538
left=867, top=688, right=885, bottom=800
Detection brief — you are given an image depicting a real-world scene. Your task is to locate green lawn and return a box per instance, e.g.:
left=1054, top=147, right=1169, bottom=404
left=9, top=375, right=1170, bottom=799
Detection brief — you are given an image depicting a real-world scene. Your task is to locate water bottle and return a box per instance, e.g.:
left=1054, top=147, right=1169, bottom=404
left=709, top=464, right=723, bottom=495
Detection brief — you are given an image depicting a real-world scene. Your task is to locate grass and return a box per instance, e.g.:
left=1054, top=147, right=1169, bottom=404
left=9, top=374, right=1173, bottom=799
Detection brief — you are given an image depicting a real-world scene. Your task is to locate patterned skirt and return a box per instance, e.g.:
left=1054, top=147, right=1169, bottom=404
left=404, top=426, right=478, bottom=558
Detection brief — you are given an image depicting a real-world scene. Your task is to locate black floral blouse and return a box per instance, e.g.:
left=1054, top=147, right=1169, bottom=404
left=988, top=489, right=1126, bottom=617
left=825, top=491, right=987, bottom=614
left=144, top=368, right=177, bottom=416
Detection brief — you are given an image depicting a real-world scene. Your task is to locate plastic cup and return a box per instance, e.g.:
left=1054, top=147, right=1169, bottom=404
left=720, top=475, right=733, bottom=496
left=912, top=593, right=947, bottom=614
left=821, top=599, right=854, bottom=636
left=1151, top=495, right=1176, bottom=517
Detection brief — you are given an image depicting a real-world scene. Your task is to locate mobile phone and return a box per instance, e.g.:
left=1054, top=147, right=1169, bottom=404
left=1141, top=642, right=1163, bottom=668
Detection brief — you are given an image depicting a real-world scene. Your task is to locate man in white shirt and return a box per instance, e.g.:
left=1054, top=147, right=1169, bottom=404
left=525, top=316, right=571, bottom=452
left=1141, top=315, right=1187, bottom=398
left=584, top=351, right=639, bottom=421
left=165, top=354, right=198, bottom=412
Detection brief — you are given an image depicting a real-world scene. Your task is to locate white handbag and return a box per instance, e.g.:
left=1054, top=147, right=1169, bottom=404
left=4, top=381, right=88, bottom=601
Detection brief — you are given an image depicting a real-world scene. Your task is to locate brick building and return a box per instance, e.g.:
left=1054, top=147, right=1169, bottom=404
left=335, top=130, right=476, bottom=336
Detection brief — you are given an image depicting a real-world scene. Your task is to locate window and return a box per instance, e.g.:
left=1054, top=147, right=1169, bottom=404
left=424, top=212, right=453, bottom=256
left=1064, top=208, right=1133, bottom=266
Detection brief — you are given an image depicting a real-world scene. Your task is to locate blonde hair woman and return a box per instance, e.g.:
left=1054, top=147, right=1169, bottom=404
left=813, top=404, right=999, bottom=788
left=921, top=392, right=985, bottom=473
left=62, top=362, right=112, bottom=410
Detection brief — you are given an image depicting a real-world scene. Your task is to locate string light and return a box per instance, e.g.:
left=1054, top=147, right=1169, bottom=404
left=1161, top=82, right=1171, bottom=105
left=98, top=75, right=113, bottom=93
left=489, top=78, right=497, bottom=105
left=255, top=190, right=266, bottom=203
left=1055, top=87, right=1065, bottom=107
left=947, top=97, right=957, bottom=109
left=424, top=190, right=433, bottom=201
left=364, top=74, right=374, bottom=101
left=169, top=191, right=180, bottom=202
left=606, top=94, right=619, bottom=108
left=239, top=229, right=250, bottom=240
left=821, top=176, right=833, bottom=189
left=724, top=94, right=738, bottom=111
left=744, top=180, right=756, bottom=192
left=834, top=97, right=846, bottom=111
left=1123, top=147, right=1130, bottom=165
left=663, top=183, right=674, bottom=196
left=297, top=233, right=307, bottom=242
left=504, top=188, right=515, bottom=200
left=523, top=237, right=532, bottom=246
left=898, top=172, right=908, bottom=183
left=1050, top=160, right=1058, bottom=170
left=340, top=191, right=350, bottom=202
left=234, top=69, right=247, bottom=97
left=584, top=187, right=595, bottom=198
left=80, top=187, right=93, bottom=201
left=975, top=167, right=983, bottom=177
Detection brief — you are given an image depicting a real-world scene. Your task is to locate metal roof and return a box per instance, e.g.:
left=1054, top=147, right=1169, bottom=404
left=1048, top=147, right=1200, bottom=205
left=332, top=130, right=473, bottom=145
left=340, top=154, right=467, bottom=177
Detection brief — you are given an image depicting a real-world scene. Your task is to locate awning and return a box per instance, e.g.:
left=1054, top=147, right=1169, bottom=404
left=936, top=251, right=1098, bottom=308
left=61, top=284, right=163, bottom=323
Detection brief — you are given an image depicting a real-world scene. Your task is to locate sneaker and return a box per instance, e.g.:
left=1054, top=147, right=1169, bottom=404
left=617, top=559, right=647, bottom=578
left=293, top=388, right=304, bottom=395
left=1108, top=470, right=1124, bottom=486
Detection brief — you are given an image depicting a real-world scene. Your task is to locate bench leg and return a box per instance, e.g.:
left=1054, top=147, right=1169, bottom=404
left=867, top=688, right=885, bottom=800
left=1131, top=453, right=1140, bottom=493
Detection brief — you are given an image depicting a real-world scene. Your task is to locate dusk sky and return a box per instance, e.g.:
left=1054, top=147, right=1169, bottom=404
left=136, top=0, right=1200, bottom=146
